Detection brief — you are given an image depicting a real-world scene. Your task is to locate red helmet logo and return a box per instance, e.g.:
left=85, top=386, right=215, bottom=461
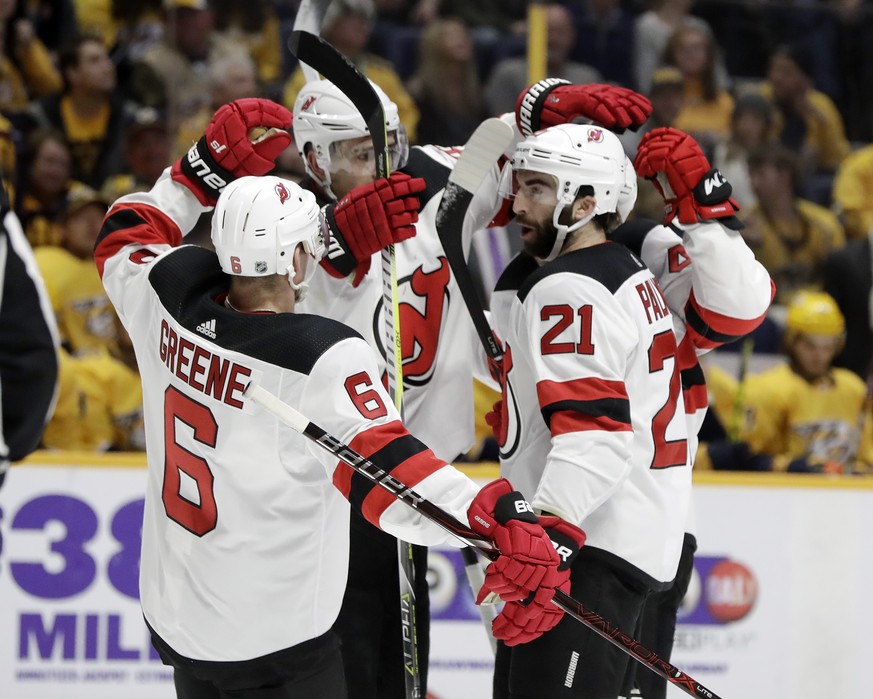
left=301, top=95, right=317, bottom=111
left=275, top=183, right=290, bottom=204
left=588, top=128, right=604, bottom=143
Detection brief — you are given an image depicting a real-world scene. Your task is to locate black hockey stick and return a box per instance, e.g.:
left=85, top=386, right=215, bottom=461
left=243, top=381, right=724, bottom=699
left=290, top=0, right=332, bottom=82
left=435, top=118, right=515, bottom=367
left=288, top=30, right=416, bottom=696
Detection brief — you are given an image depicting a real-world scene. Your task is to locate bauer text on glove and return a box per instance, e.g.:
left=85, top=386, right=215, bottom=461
left=467, top=478, right=563, bottom=603
left=172, top=98, right=292, bottom=205
left=516, top=79, right=652, bottom=137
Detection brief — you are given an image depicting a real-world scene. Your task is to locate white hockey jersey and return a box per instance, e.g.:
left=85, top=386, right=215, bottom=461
left=491, top=242, right=692, bottom=588
left=94, top=172, right=480, bottom=662
left=611, top=218, right=774, bottom=470
left=299, top=144, right=504, bottom=461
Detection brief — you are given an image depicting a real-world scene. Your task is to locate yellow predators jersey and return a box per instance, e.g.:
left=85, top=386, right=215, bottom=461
left=43, top=349, right=144, bottom=452
left=741, top=363, right=873, bottom=472
left=35, top=245, right=118, bottom=354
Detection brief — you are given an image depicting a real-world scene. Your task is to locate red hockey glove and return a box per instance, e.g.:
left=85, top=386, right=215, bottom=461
left=633, top=127, right=741, bottom=229
left=172, top=98, right=292, bottom=205
left=516, top=79, right=652, bottom=137
left=322, top=172, right=425, bottom=286
left=491, top=515, right=586, bottom=645
left=467, top=479, right=562, bottom=603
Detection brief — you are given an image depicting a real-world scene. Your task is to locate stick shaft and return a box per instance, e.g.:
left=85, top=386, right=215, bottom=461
left=244, top=382, right=723, bottom=699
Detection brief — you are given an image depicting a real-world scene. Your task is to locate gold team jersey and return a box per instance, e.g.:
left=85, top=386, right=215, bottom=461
left=741, top=362, right=873, bottom=473
left=43, top=348, right=144, bottom=452
left=34, top=245, right=118, bottom=355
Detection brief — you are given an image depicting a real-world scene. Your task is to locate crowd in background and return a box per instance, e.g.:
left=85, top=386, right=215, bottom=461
left=8, top=0, right=873, bottom=474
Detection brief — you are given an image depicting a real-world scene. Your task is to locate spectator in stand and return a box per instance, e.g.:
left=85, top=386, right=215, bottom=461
left=27, top=34, right=137, bottom=190
left=664, top=23, right=734, bottom=150
left=89, top=1, right=165, bottom=105
left=101, top=108, right=171, bottom=201
left=128, top=0, right=242, bottom=130
left=0, top=0, right=62, bottom=117
left=832, top=143, right=873, bottom=241
left=22, top=0, right=79, bottom=53
left=742, top=144, right=845, bottom=304
left=633, top=0, right=725, bottom=93
left=15, top=128, right=84, bottom=248
left=762, top=43, right=850, bottom=179
left=437, top=0, right=527, bottom=35
left=211, top=0, right=282, bottom=91
left=483, top=3, right=601, bottom=116
left=621, top=66, right=684, bottom=155
left=282, top=0, right=420, bottom=142
left=33, top=185, right=118, bottom=356
left=567, top=0, right=636, bottom=89
left=823, top=231, right=873, bottom=380
left=708, top=290, right=873, bottom=474
left=0, top=111, right=16, bottom=203
left=621, top=67, right=684, bottom=221
left=711, top=94, right=775, bottom=209
left=43, top=343, right=144, bottom=452
left=172, top=52, right=259, bottom=160
left=406, top=17, right=485, bottom=146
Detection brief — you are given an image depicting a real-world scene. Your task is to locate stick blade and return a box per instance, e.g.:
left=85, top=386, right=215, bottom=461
left=448, top=118, right=515, bottom=194
left=435, top=118, right=515, bottom=362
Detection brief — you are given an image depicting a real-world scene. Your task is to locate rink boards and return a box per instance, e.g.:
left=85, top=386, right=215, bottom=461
left=0, top=454, right=870, bottom=699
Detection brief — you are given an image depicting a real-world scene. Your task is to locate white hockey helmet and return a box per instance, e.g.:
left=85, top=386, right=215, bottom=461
left=211, top=176, right=326, bottom=296
left=505, top=124, right=637, bottom=260
left=292, top=78, right=408, bottom=199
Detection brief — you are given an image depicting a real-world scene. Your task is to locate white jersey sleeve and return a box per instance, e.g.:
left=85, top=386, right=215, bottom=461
left=300, top=335, right=480, bottom=546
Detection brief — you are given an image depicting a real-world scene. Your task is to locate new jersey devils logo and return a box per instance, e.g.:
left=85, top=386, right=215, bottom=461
left=301, top=95, right=317, bottom=111
left=496, top=345, right=522, bottom=460
left=374, top=257, right=451, bottom=387
left=588, top=128, right=604, bottom=143
left=275, top=182, right=290, bottom=204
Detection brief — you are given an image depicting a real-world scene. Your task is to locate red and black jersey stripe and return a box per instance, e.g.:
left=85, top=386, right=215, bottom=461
left=333, top=420, right=447, bottom=526
left=685, top=288, right=772, bottom=350
left=95, top=203, right=182, bottom=276
left=536, top=377, right=632, bottom=437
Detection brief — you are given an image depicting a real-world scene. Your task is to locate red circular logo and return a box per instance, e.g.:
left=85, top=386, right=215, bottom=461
left=705, top=559, right=757, bottom=623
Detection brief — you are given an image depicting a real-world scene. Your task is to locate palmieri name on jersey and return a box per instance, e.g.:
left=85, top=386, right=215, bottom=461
left=158, top=319, right=250, bottom=409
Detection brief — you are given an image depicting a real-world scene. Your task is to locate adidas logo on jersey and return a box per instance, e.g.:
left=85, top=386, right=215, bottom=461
left=196, top=319, right=217, bottom=339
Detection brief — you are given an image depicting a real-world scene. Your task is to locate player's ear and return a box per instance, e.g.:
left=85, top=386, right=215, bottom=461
left=571, top=195, right=596, bottom=221
left=306, top=149, right=327, bottom=180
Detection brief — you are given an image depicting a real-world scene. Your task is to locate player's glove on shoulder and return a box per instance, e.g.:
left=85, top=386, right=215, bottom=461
left=516, top=79, right=652, bottom=137
left=493, top=515, right=586, bottom=645
left=172, top=98, right=292, bottom=206
left=322, top=172, right=426, bottom=286
left=633, top=126, right=741, bottom=229
left=467, top=479, right=562, bottom=604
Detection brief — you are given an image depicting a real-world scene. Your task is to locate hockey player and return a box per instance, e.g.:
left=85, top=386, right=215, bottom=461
left=94, top=97, right=577, bottom=698
left=493, top=81, right=774, bottom=698
left=291, top=78, right=650, bottom=697
left=484, top=121, right=692, bottom=698
left=712, top=290, right=872, bottom=475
